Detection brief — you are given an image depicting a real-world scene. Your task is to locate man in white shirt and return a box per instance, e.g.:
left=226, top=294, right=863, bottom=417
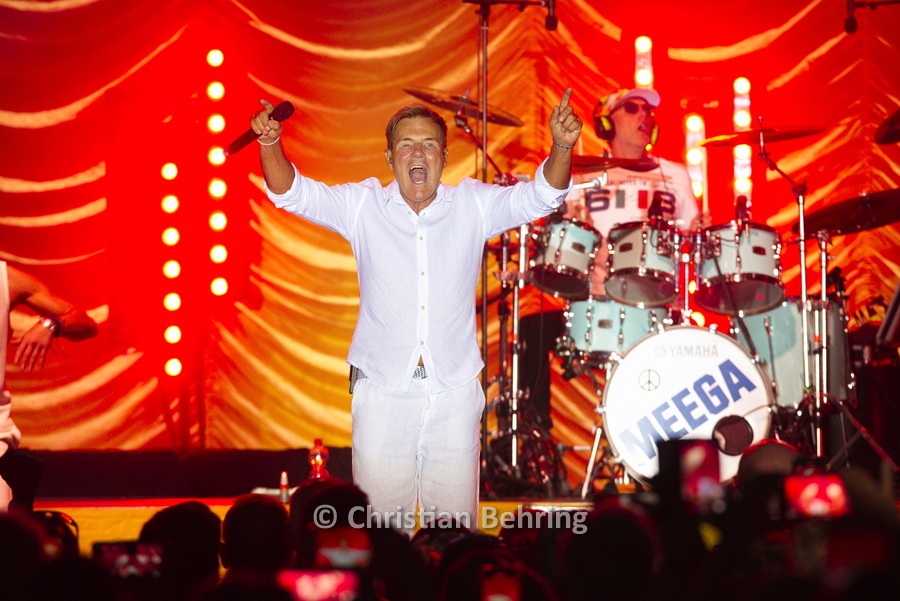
left=251, top=89, right=582, bottom=531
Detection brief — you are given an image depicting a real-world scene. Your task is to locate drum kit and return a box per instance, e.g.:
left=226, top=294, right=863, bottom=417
left=407, top=84, right=900, bottom=497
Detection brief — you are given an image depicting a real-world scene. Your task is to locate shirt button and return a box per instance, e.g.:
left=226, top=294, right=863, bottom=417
left=419, top=236, right=424, bottom=240
left=420, top=341, right=425, bottom=345
left=421, top=306, right=425, bottom=310
left=421, top=271, right=425, bottom=276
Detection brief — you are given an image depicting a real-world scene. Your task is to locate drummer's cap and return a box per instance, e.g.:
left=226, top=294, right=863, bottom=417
left=603, top=88, right=661, bottom=113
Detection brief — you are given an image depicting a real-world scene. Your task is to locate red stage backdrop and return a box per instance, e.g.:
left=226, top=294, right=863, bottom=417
left=2, top=0, right=899, bottom=484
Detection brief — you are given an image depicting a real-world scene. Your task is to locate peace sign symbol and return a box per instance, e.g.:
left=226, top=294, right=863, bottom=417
left=638, top=369, right=660, bottom=392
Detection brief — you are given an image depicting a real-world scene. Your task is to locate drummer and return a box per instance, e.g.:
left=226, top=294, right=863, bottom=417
left=566, top=87, right=702, bottom=294
left=519, top=87, right=703, bottom=428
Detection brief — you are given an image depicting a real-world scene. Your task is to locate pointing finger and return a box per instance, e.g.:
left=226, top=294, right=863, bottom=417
left=559, top=88, right=572, bottom=110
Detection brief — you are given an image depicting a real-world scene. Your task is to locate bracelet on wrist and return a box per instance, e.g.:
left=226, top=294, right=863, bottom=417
left=258, top=136, right=280, bottom=146
left=39, top=315, right=62, bottom=337
left=553, top=140, right=574, bottom=150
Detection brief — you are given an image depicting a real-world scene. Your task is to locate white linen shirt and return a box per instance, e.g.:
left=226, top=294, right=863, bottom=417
left=267, top=159, right=570, bottom=393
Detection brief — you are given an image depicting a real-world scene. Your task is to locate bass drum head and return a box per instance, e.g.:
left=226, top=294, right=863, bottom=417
left=602, top=325, right=773, bottom=486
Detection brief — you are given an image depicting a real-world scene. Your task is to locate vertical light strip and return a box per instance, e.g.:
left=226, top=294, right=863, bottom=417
left=634, top=36, right=653, bottom=89
left=732, top=77, right=752, bottom=206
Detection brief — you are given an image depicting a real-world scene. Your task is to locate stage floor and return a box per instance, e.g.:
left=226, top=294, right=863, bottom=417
left=34, top=496, right=595, bottom=557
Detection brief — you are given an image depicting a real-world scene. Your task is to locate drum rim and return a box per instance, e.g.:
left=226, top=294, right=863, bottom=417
left=601, top=324, right=775, bottom=486
left=544, top=216, right=602, bottom=236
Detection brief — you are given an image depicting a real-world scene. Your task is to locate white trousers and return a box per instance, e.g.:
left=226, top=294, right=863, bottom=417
left=351, top=377, right=483, bottom=532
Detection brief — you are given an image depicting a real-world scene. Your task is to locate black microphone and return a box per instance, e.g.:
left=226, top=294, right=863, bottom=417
left=845, top=0, right=858, bottom=34
left=735, top=195, right=750, bottom=222
left=545, top=0, right=558, bottom=31
left=225, top=101, right=295, bottom=157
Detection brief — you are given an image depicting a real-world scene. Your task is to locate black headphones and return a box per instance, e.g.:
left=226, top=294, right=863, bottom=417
left=593, top=94, right=660, bottom=145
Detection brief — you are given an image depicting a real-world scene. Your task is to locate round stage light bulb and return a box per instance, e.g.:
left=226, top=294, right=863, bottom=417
left=164, top=325, right=182, bottom=344
left=733, top=110, right=752, bottom=128
left=686, top=148, right=704, bottom=165
left=207, top=81, right=225, bottom=101
left=163, top=293, right=181, bottom=311
left=165, top=358, right=183, bottom=376
left=734, top=177, right=753, bottom=194
left=692, top=180, right=704, bottom=198
left=209, top=211, right=227, bottom=231
left=210, top=245, right=228, bottom=263
left=161, top=163, right=178, bottom=180
left=635, top=69, right=653, bottom=86
left=208, top=147, right=226, bottom=165
left=163, top=260, right=181, bottom=278
left=161, top=195, right=179, bottom=213
left=162, top=227, right=180, bottom=246
left=208, top=178, right=227, bottom=198
left=685, top=114, right=704, bottom=132
left=635, top=36, right=653, bottom=53
left=211, top=277, right=228, bottom=296
left=734, top=144, right=752, bottom=160
left=733, top=77, right=751, bottom=95
left=207, top=49, right=224, bottom=67
left=207, top=114, right=226, bottom=133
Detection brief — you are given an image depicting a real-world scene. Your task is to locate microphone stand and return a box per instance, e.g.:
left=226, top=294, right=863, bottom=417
left=463, top=0, right=558, bottom=489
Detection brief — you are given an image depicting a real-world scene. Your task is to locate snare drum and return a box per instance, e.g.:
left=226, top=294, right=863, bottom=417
left=602, top=326, right=773, bottom=484
left=565, top=297, right=668, bottom=366
left=530, top=218, right=602, bottom=299
left=695, top=222, right=784, bottom=315
left=605, top=221, right=678, bottom=308
left=731, top=298, right=854, bottom=407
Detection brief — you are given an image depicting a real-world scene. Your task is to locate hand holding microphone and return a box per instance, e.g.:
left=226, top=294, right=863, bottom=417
left=226, top=99, right=295, bottom=156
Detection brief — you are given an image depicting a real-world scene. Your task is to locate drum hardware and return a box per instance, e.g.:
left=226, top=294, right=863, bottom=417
left=792, top=188, right=900, bottom=237
left=403, top=86, right=524, bottom=127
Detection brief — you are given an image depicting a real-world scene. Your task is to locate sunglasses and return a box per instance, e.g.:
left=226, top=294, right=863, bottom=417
left=617, top=100, right=655, bottom=116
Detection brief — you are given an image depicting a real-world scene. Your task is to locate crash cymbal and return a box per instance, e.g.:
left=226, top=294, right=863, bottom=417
left=792, top=189, right=900, bottom=236
left=875, top=107, right=900, bottom=144
left=698, top=126, right=824, bottom=147
left=403, top=87, right=523, bottom=127
left=572, top=155, right=657, bottom=173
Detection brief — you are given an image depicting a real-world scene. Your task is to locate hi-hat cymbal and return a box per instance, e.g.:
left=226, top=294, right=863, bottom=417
left=698, top=126, right=824, bottom=147
left=792, top=189, right=900, bottom=236
left=403, top=87, right=523, bottom=127
left=875, top=108, right=900, bottom=144
left=572, top=155, right=657, bottom=173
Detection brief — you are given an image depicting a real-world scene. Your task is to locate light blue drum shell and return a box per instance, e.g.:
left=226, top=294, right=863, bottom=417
left=732, top=298, right=853, bottom=407
left=531, top=218, right=602, bottom=299
left=566, top=297, right=668, bottom=360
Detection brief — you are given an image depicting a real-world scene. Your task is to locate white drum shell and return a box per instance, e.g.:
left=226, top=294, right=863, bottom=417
left=602, top=326, right=773, bottom=485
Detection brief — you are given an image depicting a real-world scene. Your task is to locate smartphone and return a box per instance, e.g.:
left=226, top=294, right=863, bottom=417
left=658, top=438, right=727, bottom=516
left=783, top=472, right=850, bottom=519
left=480, top=563, right=520, bottom=601
left=277, top=569, right=361, bottom=601
left=92, top=541, right=164, bottom=578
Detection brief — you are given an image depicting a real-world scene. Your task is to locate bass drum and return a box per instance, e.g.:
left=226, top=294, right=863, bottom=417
left=601, top=326, right=773, bottom=485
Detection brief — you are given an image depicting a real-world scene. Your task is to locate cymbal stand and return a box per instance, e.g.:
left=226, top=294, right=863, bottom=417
left=755, top=119, right=820, bottom=454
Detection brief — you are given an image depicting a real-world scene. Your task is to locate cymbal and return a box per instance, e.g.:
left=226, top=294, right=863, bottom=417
left=792, top=189, right=900, bottom=236
left=572, top=155, right=657, bottom=173
left=875, top=107, right=900, bottom=144
left=698, top=126, right=824, bottom=147
left=403, top=87, right=523, bottom=127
